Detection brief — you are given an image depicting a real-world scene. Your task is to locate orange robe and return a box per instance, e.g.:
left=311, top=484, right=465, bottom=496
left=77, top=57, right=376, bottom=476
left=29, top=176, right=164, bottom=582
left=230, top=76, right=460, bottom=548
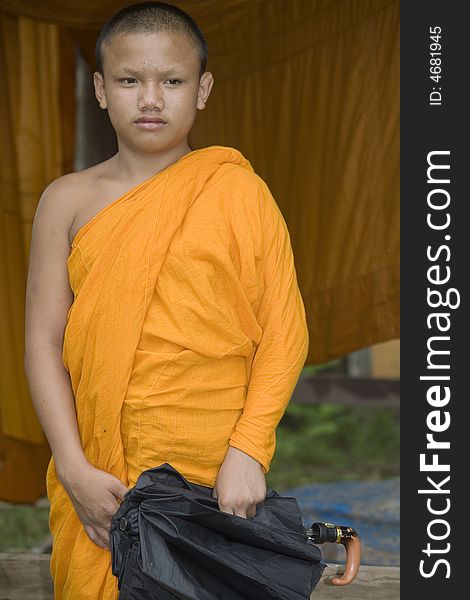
left=46, top=145, right=309, bottom=599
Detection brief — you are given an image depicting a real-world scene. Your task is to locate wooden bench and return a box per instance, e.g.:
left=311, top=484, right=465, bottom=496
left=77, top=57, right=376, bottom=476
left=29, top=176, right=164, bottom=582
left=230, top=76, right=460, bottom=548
left=0, top=552, right=399, bottom=599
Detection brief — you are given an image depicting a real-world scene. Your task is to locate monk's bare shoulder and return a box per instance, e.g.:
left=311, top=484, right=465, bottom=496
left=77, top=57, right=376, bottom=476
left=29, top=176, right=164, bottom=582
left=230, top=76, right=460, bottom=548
left=26, top=164, right=109, bottom=348
left=39, top=159, right=114, bottom=246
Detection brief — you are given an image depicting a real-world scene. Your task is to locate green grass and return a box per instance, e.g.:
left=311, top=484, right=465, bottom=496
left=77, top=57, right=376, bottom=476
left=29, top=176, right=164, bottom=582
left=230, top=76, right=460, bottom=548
left=0, top=503, right=50, bottom=552
left=266, top=402, right=400, bottom=492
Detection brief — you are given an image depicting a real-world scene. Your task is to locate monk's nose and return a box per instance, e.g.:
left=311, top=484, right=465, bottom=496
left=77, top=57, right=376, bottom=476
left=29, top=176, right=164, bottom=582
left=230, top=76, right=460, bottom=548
left=138, top=84, right=164, bottom=111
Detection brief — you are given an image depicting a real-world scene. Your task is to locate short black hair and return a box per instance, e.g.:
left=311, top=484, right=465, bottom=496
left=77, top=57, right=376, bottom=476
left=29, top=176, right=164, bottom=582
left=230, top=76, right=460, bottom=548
left=95, top=1, right=208, bottom=78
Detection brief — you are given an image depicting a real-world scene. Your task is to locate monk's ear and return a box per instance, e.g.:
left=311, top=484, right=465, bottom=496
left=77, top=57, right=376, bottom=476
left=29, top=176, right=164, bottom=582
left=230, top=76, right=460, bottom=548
left=93, top=71, right=108, bottom=110
left=197, top=72, right=214, bottom=110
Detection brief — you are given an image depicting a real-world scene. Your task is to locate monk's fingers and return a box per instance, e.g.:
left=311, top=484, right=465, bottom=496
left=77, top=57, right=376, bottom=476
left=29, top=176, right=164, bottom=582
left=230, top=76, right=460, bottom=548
left=108, top=478, right=130, bottom=502
left=216, top=498, right=235, bottom=515
left=73, top=494, right=117, bottom=527
left=232, top=506, right=248, bottom=519
left=93, top=524, right=111, bottom=548
left=230, top=502, right=257, bottom=519
left=219, top=501, right=248, bottom=519
left=217, top=505, right=231, bottom=514
left=233, top=502, right=258, bottom=519
left=92, top=513, right=115, bottom=536
left=84, top=524, right=108, bottom=549
left=93, top=493, right=123, bottom=524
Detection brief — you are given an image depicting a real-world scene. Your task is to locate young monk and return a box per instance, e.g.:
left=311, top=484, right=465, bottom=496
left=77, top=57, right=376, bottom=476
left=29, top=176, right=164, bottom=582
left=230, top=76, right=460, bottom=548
left=24, top=2, right=309, bottom=598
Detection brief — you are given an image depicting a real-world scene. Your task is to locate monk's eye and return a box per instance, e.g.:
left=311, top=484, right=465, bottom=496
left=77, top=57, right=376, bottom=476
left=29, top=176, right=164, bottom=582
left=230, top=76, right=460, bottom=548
left=120, top=78, right=138, bottom=85
left=165, top=79, right=182, bottom=85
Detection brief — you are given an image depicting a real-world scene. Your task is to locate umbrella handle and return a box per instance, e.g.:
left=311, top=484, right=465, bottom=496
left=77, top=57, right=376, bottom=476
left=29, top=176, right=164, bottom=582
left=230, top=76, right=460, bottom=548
left=306, top=522, right=361, bottom=585
left=329, top=535, right=361, bottom=585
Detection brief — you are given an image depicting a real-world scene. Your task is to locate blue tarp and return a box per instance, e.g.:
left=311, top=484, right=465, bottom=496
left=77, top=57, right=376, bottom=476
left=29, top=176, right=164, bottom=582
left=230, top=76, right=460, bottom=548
left=283, top=477, right=400, bottom=566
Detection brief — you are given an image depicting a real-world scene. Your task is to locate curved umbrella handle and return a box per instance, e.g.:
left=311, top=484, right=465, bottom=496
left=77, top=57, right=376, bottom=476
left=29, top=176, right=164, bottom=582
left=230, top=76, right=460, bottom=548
left=306, top=522, right=361, bottom=585
left=330, top=535, right=361, bottom=585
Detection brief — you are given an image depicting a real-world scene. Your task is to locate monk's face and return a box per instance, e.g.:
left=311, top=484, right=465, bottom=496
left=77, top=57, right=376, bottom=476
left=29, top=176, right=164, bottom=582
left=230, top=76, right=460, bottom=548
left=94, top=30, right=213, bottom=154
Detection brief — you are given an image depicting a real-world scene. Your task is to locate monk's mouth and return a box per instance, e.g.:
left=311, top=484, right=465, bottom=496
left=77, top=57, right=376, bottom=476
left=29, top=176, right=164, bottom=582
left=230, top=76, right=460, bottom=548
left=135, top=121, right=167, bottom=130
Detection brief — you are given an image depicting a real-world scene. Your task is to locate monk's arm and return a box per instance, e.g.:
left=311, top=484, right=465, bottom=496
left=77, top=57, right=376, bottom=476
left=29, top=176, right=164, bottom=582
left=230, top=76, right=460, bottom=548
left=228, top=180, right=309, bottom=474
left=24, top=180, right=89, bottom=482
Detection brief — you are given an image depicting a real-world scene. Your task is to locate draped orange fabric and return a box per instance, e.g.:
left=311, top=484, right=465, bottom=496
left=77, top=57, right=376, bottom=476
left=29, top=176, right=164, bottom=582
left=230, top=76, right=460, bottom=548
left=0, top=10, right=74, bottom=502
left=45, top=145, right=308, bottom=599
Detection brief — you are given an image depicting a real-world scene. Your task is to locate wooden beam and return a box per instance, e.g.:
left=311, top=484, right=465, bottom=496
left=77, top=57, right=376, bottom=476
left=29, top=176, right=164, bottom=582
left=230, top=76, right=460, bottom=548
left=315, top=564, right=400, bottom=598
left=0, top=553, right=399, bottom=599
left=0, top=553, right=53, bottom=600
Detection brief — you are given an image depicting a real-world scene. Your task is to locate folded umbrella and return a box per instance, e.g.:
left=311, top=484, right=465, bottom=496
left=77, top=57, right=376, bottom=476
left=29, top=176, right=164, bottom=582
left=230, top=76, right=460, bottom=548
left=110, top=462, right=326, bottom=600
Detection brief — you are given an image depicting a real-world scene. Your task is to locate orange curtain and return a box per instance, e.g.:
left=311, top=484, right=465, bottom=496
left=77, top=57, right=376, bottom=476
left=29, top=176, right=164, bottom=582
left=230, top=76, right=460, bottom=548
left=190, top=0, right=400, bottom=362
left=0, top=10, right=75, bottom=502
left=0, top=0, right=399, bottom=502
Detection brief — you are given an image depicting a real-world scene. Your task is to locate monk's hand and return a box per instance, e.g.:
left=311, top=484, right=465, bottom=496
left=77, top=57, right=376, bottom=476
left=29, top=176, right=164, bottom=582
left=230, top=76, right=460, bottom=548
left=212, top=446, right=266, bottom=519
left=59, top=460, right=129, bottom=550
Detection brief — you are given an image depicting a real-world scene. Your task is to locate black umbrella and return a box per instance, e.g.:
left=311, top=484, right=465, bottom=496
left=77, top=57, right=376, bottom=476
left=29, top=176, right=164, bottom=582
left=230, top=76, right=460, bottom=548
left=110, top=462, right=326, bottom=599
